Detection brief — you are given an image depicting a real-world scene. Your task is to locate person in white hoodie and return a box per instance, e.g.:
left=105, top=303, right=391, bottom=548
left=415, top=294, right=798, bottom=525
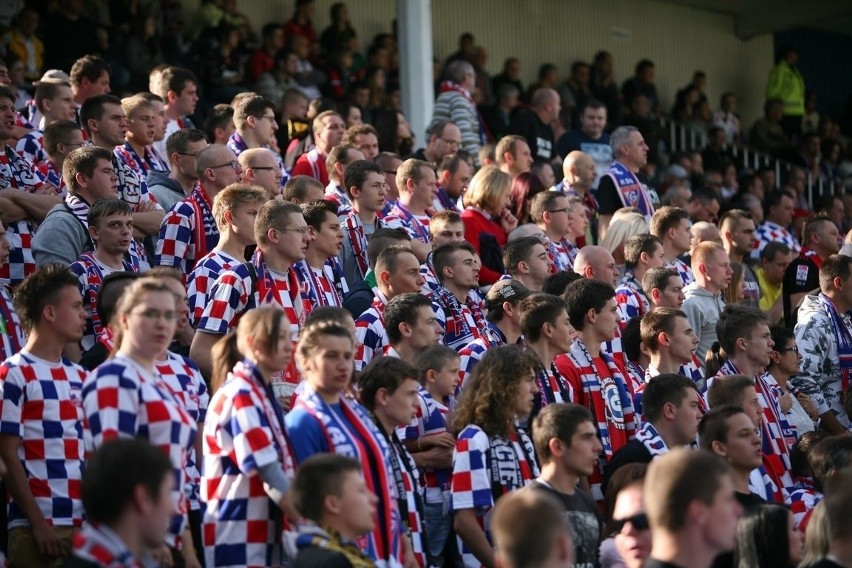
left=681, top=242, right=732, bottom=368
left=792, top=253, right=852, bottom=435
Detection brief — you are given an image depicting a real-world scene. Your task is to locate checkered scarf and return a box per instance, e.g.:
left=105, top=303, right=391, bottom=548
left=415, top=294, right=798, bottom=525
left=70, top=523, right=139, bottom=568
left=432, top=285, right=486, bottom=347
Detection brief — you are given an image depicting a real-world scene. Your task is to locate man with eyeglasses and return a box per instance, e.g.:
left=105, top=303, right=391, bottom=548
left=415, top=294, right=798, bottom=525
left=227, top=93, right=287, bottom=189
left=528, top=403, right=604, bottom=568
left=147, top=128, right=208, bottom=213
left=156, top=144, right=242, bottom=277
left=239, top=147, right=284, bottom=199
left=530, top=191, right=577, bottom=273
left=410, top=120, right=462, bottom=167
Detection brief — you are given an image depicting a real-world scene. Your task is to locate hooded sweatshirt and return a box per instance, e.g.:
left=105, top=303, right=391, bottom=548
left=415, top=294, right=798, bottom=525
left=791, top=294, right=850, bottom=428
left=146, top=170, right=188, bottom=213
left=682, top=282, right=726, bottom=368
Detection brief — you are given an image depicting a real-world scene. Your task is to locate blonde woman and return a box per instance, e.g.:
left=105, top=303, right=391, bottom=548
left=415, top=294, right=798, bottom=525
left=600, top=210, right=649, bottom=269
left=461, top=165, right=518, bottom=285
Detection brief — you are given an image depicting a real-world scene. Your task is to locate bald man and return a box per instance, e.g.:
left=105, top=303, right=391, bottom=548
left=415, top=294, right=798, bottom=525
left=508, top=87, right=560, bottom=163
left=573, top=245, right=620, bottom=287
left=239, top=147, right=284, bottom=199
left=509, top=223, right=548, bottom=243
left=683, top=221, right=721, bottom=266
left=555, top=151, right=599, bottom=247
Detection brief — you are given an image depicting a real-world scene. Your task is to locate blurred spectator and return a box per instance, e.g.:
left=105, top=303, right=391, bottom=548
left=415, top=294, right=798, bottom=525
left=676, top=71, right=708, bottom=107
left=432, top=59, right=484, bottom=164
left=323, top=49, right=356, bottom=101
left=472, top=46, right=492, bottom=106
left=200, top=23, right=248, bottom=104
left=508, top=88, right=559, bottom=163
left=749, top=99, right=791, bottom=156
left=337, top=101, right=362, bottom=128
left=283, top=0, right=318, bottom=55
left=590, top=50, right=621, bottom=130
left=123, top=12, right=164, bottom=93
left=525, top=63, right=559, bottom=103
left=713, top=91, right=742, bottom=144
left=482, top=83, right=519, bottom=141
left=255, top=49, right=301, bottom=108
left=560, top=61, right=592, bottom=129
left=802, top=90, right=819, bottom=135
left=622, top=94, right=661, bottom=166
left=766, top=44, right=805, bottom=140
left=320, top=2, right=356, bottom=60
left=444, top=32, right=475, bottom=66
left=247, top=23, right=286, bottom=84
left=492, top=57, right=523, bottom=99
left=558, top=100, right=612, bottom=185
left=509, top=171, right=547, bottom=225
left=622, top=59, right=659, bottom=116
left=43, top=0, right=102, bottom=71
left=0, top=6, right=42, bottom=82
left=3, top=55, right=28, bottom=109
left=373, top=108, right=413, bottom=156
left=288, top=33, right=324, bottom=100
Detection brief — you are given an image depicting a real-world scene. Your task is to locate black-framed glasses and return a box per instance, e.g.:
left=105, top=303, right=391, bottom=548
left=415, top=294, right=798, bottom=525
left=777, top=346, right=799, bottom=354
left=209, top=160, right=240, bottom=170
left=611, top=512, right=649, bottom=533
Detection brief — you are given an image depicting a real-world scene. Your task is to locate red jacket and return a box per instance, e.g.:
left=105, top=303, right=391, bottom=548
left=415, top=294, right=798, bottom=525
left=461, top=207, right=507, bottom=285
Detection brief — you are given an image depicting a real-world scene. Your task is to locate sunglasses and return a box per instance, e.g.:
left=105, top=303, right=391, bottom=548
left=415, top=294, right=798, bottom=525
left=611, top=512, right=649, bottom=533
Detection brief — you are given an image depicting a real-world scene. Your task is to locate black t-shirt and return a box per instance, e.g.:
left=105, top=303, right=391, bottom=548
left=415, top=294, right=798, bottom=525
left=528, top=480, right=602, bottom=568
left=735, top=490, right=766, bottom=511
left=602, top=440, right=652, bottom=495
left=645, top=560, right=689, bottom=568
left=782, top=256, right=820, bottom=327
left=507, top=110, right=554, bottom=162
left=293, top=546, right=354, bottom=568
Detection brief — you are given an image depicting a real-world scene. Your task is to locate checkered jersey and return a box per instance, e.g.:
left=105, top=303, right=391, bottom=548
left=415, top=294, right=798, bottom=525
left=382, top=203, right=432, bottom=244
left=399, top=386, right=453, bottom=505
left=451, top=425, right=538, bottom=568
left=187, top=249, right=240, bottom=328
left=788, top=483, right=820, bottom=532
left=155, top=184, right=219, bottom=276
left=668, top=257, right=694, bottom=287
left=41, top=159, right=65, bottom=196
left=156, top=352, right=209, bottom=512
left=0, top=351, right=88, bottom=527
left=0, top=145, right=48, bottom=285
left=0, top=284, right=25, bottom=360
left=458, top=338, right=489, bottom=390
left=82, top=354, right=197, bottom=533
left=294, top=258, right=348, bottom=309
left=111, top=152, right=160, bottom=268
left=752, top=221, right=801, bottom=262
left=202, top=360, right=295, bottom=568
left=14, top=129, right=48, bottom=169
left=70, top=522, right=137, bottom=568
left=354, top=296, right=388, bottom=372
left=615, top=271, right=650, bottom=322
left=325, top=181, right=352, bottom=216
left=70, top=252, right=139, bottom=352
left=420, top=258, right=440, bottom=296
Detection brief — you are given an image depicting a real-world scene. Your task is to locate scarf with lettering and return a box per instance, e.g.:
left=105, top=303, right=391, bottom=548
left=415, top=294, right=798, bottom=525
left=634, top=421, right=669, bottom=458
left=818, top=292, right=852, bottom=391
left=294, top=525, right=376, bottom=568
left=605, top=161, right=654, bottom=219
left=432, top=285, right=487, bottom=347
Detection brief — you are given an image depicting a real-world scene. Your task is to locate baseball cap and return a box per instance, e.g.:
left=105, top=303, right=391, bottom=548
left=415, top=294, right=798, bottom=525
left=484, top=279, right=532, bottom=311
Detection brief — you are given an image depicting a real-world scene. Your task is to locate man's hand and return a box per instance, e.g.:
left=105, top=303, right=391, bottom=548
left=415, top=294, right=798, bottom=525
left=420, top=432, right=455, bottom=450
left=136, top=199, right=159, bottom=213
left=500, top=209, right=518, bottom=233
left=779, top=391, right=793, bottom=413
left=32, top=521, right=64, bottom=558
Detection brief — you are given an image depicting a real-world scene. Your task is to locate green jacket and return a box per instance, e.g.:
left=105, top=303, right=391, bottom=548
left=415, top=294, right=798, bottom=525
left=766, top=61, right=805, bottom=116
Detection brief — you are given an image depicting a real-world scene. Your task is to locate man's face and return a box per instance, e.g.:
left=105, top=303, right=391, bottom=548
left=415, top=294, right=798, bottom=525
left=560, top=420, right=602, bottom=477
left=594, top=298, right=620, bottom=341
left=245, top=151, right=283, bottom=192
left=727, top=218, right=755, bottom=257
left=273, top=212, right=310, bottom=263
left=431, top=221, right=465, bottom=247
left=447, top=250, right=480, bottom=290
left=703, top=474, right=742, bottom=555
left=761, top=251, right=792, bottom=285
left=672, top=388, right=702, bottom=444
left=250, top=108, right=278, bottom=145
left=717, top=412, right=762, bottom=472
left=318, top=115, right=346, bottom=150
left=52, top=285, right=88, bottom=343
left=548, top=307, right=575, bottom=353
left=141, top=473, right=177, bottom=549
left=408, top=305, right=442, bottom=349
left=590, top=251, right=619, bottom=287
left=205, top=147, right=243, bottom=189
left=657, top=276, right=686, bottom=308
left=93, top=102, right=128, bottom=147
left=80, top=71, right=111, bottom=99
left=383, top=378, right=420, bottom=428
left=645, top=242, right=667, bottom=269
left=814, top=220, right=841, bottom=255
left=613, top=486, right=652, bottom=568
left=671, top=218, right=693, bottom=255
left=702, top=250, right=733, bottom=290
left=444, top=160, right=471, bottom=199
left=45, top=84, right=77, bottom=122
left=337, top=471, right=378, bottom=538
left=622, top=131, right=649, bottom=168
left=91, top=213, right=133, bottom=257
left=174, top=139, right=208, bottom=180
left=149, top=100, right=167, bottom=141
left=355, top=133, right=379, bottom=161
left=84, top=158, right=119, bottom=199
left=580, top=106, right=606, bottom=139
left=309, top=210, right=343, bottom=258
left=228, top=200, right=261, bottom=244
left=430, top=124, right=461, bottom=161
left=666, top=315, right=699, bottom=364
left=386, top=252, right=425, bottom=295
left=0, top=97, right=16, bottom=139
left=545, top=195, right=572, bottom=238
left=510, top=141, right=533, bottom=174
left=744, top=323, right=774, bottom=368
left=127, top=106, right=156, bottom=146
left=526, top=243, right=553, bottom=287
left=693, top=198, right=720, bottom=224
left=174, top=82, right=199, bottom=116
left=571, top=156, right=597, bottom=188
left=411, top=167, right=437, bottom=208
left=353, top=172, right=387, bottom=214
left=771, top=195, right=795, bottom=227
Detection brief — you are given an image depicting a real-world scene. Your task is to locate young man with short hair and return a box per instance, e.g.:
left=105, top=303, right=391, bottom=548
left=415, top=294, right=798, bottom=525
left=752, top=188, right=800, bottom=262
left=421, top=209, right=466, bottom=294
left=495, top=135, right=533, bottom=179
left=295, top=199, right=349, bottom=312
left=146, top=128, right=208, bottom=212
left=644, top=448, right=741, bottom=568
left=616, top=233, right=665, bottom=320
left=719, top=209, right=761, bottom=308
left=642, top=267, right=686, bottom=309
left=323, top=144, right=365, bottom=215
left=530, top=191, right=577, bottom=273
left=342, top=228, right=411, bottom=319
left=15, top=80, right=77, bottom=169
left=383, top=159, right=437, bottom=262
left=682, top=242, right=732, bottom=366
left=650, top=206, right=694, bottom=287
left=354, top=246, right=426, bottom=372
left=156, top=67, right=199, bottom=158
left=339, top=159, right=386, bottom=286
left=434, top=153, right=472, bottom=213
left=384, top=293, right=442, bottom=362
left=69, top=198, right=139, bottom=356
left=41, top=119, right=85, bottom=194
left=519, top=293, right=575, bottom=413
left=0, top=265, right=89, bottom=567
left=114, top=95, right=168, bottom=180
left=186, top=183, right=266, bottom=327
left=67, top=439, right=175, bottom=567
left=699, top=405, right=767, bottom=510
left=554, top=279, right=637, bottom=501
left=281, top=174, right=324, bottom=204
left=342, top=124, right=380, bottom=162
left=503, top=236, right=553, bottom=292
left=528, top=403, right=603, bottom=568
left=292, top=110, right=346, bottom=186
left=358, top=357, right=426, bottom=567
left=640, top=307, right=703, bottom=392
left=431, top=242, right=488, bottom=351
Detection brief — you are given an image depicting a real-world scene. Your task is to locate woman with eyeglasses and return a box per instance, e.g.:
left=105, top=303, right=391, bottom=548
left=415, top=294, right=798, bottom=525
left=768, top=326, right=821, bottom=437
left=82, top=277, right=199, bottom=566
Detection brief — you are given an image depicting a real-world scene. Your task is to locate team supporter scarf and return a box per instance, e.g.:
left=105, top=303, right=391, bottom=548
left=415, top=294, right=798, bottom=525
left=186, top=184, right=217, bottom=266
left=545, top=238, right=576, bottom=273
left=605, top=161, right=654, bottom=219
left=344, top=211, right=382, bottom=279
left=817, top=293, right=852, bottom=390
left=71, top=523, right=139, bottom=568
left=295, top=387, right=401, bottom=565
left=644, top=364, right=708, bottom=414
left=294, top=525, right=376, bottom=568
left=474, top=425, right=538, bottom=499
left=562, top=338, right=637, bottom=461
left=295, top=259, right=344, bottom=308
left=617, top=271, right=650, bottom=315
left=800, top=247, right=823, bottom=269
left=251, top=253, right=308, bottom=330
left=716, top=359, right=792, bottom=499
left=438, top=81, right=490, bottom=143
left=634, top=421, right=669, bottom=457
left=432, top=286, right=486, bottom=347
left=532, top=357, right=574, bottom=411
left=385, top=201, right=432, bottom=244
left=434, top=186, right=458, bottom=212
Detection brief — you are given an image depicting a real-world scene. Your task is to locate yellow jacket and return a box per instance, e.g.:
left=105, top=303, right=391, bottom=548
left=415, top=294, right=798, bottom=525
left=766, top=61, right=805, bottom=116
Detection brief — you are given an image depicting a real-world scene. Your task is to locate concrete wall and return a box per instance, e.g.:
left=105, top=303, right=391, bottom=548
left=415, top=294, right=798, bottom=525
left=180, top=0, right=774, bottom=126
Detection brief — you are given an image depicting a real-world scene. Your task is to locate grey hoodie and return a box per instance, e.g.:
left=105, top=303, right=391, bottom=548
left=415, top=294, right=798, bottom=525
left=681, top=282, right=726, bottom=368
left=146, top=170, right=187, bottom=213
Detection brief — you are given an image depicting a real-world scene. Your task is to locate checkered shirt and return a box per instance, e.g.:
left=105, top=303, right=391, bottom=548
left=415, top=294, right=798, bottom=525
left=451, top=425, right=538, bottom=568
left=0, top=284, right=25, bottom=360
left=82, top=354, right=197, bottom=536
left=615, top=271, right=650, bottom=321
left=325, top=181, right=352, bottom=216
left=70, top=252, right=139, bottom=352
left=546, top=238, right=577, bottom=273
left=752, top=220, right=801, bottom=262
left=202, top=360, right=295, bottom=568
left=0, top=145, right=48, bottom=285
left=294, top=258, right=348, bottom=310
left=382, top=203, right=432, bottom=244
left=155, top=184, right=219, bottom=277
left=187, top=249, right=240, bottom=328
left=0, top=351, right=88, bottom=527
left=668, top=257, right=694, bottom=287
left=354, top=295, right=388, bottom=372
left=458, top=325, right=510, bottom=390
left=156, top=352, right=209, bottom=512
left=14, top=129, right=48, bottom=170
left=399, top=386, right=453, bottom=505
left=70, top=522, right=137, bottom=568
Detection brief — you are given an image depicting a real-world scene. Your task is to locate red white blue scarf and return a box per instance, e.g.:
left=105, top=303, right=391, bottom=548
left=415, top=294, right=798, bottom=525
left=818, top=292, right=852, bottom=391
left=605, top=161, right=654, bottom=220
